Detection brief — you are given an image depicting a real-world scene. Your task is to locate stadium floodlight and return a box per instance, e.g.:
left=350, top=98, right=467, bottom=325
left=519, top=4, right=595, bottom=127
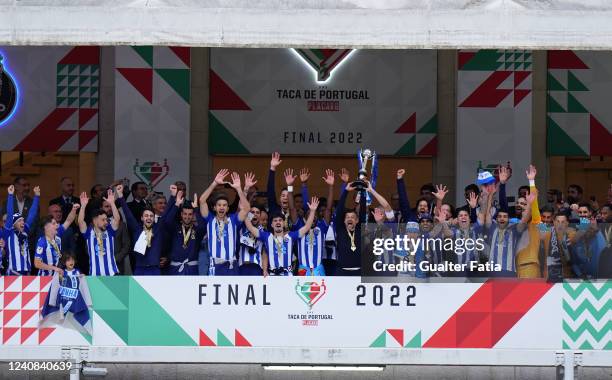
left=263, top=365, right=385, bottom=371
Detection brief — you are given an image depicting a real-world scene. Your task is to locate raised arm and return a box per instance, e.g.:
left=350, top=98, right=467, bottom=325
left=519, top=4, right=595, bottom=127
left=299, top=168, right=311, bottom=215
left=6, top=185, right=15, bottom=227
left=298, top=197, right=320, bottom=237
left=199, top=169, right=229, bottom=219
left=322, top=169, right=335, bottom=225
left=334, top=181, right=352, bottom=228
left=396, top=169, right=415, bottom=222
left=517, top=190, right=536, bottom=233
left=498, top=165, right=509, bottom=212
left=481, top=189, right=493, bottom=228
left=267, top=152, right=282, bottom=213
left=432, top=184, right=448, bottom=219
left=103, top=188, right=121, bottom=231
left=243, top=172, right=258, bottom=205
left=285, top=168, right=298, bottom=224
left=525, top=164, right=541, bottom=224
left=366, top=180, right=393, bottom=213
left=243, top=209, right=261, bottom=238
left=116, top=185, right=139, bottom=234
left=229, top=172, right=250, bottom=222
left=163, top=189, right=181, bottom=231
left=62, top=203, right=80, bottom=230
left=77, top=192, right=89, bottom=234
left=26, top=186, right=41, bottom=228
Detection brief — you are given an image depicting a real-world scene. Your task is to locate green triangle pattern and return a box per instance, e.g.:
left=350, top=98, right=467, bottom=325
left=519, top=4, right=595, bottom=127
left=547, top=72, right=566, bottom=91
left=567, top=93, right=589, bottom=113
left=133, top=46, right=153, bottom=67
left=547, top=94, right=566, bottom=113
left=155, top=69, right=190, bottom=103
left=418, top=114, right=437, bottom=134
left=395, top=135, right=416, bottom=155
left=217, top=329, right=234, bottom=347
left=547, top=116, right=587, bottom=156
left=461, top=50, right=503, bottom=71
left=89, top=277, right=197, bottom=346
left=209, top=113, right=250, bottom=154
left=369, top=331, right=386, bottom=348
left=568, top=71, right=588, bottom=91
left=404, top=331, right=421, bottom=348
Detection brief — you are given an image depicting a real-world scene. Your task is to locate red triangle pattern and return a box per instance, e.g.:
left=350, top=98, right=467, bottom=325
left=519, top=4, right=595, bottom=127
left=78, top=109, right=98, bottom=129
left=199, top=329, right=216, bottom=346
left=3, top=309, right=19, bottom=326
left=59, top=46, right=100, bottom=65
left=234, top=329, right=252, bottom=347
left=513, top=71, right=531, bottom=88
left=386, top=329, right=404, bottom=346
left=3, top=327, right=19, bottom=343
left=38, top=327, right=56, bottom=344
left=21, top=292, right=38, bottom=308
left=590, top=115, right=612, bottom=156
left=424, top=280, right=553, bottom=348
left=458, top=52, right=476, bottom=70
left=13, top=108, right=78, bottom=151
left=169, top=47, right=191, bottom=68
left=548, top=50, right=589, bottom=70
left=78, top=131, right=98, bottom=150
left=417, top=136, right=437, bottom=156
left=4, top=275, right=19, bottom=291
left=209, top=70, right=251, bottom=110
left=20, top=327, right=37, bottom=344
left=117, top=68, right=153, bottom=104
left=459, top=71, right=513, bottom=108
left=39, top=277, right=53, bottom=291
left=21, top=276, right=36, bottom=291
left=395, top=113, right=416, bottom=134
left=4, top=292, right=19, bottom=308
left=514, top=89, right=530, bottom=106
left=20, top=310, right=38, bottom=326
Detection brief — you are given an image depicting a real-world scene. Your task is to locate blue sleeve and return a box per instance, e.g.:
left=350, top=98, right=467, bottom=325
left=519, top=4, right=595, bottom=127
left=288, top=230, right=301, bottom=240
left=25, top=195, right=40, bottom=228
left=194, top=207, right=206, bottom=226
left=499, top=183, right=508, bottom=212
left=119, top=197, right=140, bottom=235
left=34, top=238, right=46, bottom=260
left=6, top=194, right=14, bottom=227
left=359, top=191, right=367, bottom=224
left=397, top=178, right=415, bottom=222
left=258, top=230, right=270, bottom=242
left=107, top=225, right=117, bottom=237
left=159, top=196, right=175, bottom=223
left=333, top=188, right=348, bottom=230
left=470, top=206, right=478, bottom=224
left=301, top=183, right=309, bottom=214
left=57, top=224, right=66, bottom=237
left=267, top=169, right=279, bottom=213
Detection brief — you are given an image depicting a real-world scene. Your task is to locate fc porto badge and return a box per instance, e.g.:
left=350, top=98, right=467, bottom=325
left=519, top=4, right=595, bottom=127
left=0, top=54, right=18, bottom=126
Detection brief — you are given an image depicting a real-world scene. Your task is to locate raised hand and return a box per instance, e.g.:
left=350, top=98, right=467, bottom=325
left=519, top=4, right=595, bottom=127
left=7, top=185, right=14, bottom=195
left=175, top=190, right=184, bottom=206
left=115, top=184, right=124, bottom=198
left=170, top=184, right=178, bottom=197
left=33, top=186, right=41, bottom=197
left=498, top=165, right=510, bottom=184
left=307, top=196, right=320, bottom=211
left=322, top=169, right=335, bottom=186
left=397, top=169, right=405, bottom=179
left=244, top=172, right=257, bottom=189
left=270, top=152, right=282, bottom=170
left=103, top=189, right=115, bottom=204
left=299, top=168, right=311, bottom=183
left=79, top=191, right=89, bottom=206
left=339, top=168, right=350, bottom=183
left=284, top=168, right=296, bottom=186
left=365, top=180, right=373, bottom=192
left=345, top=182, right=356, bottom=192
left=433, top=184, right=448, bottom=201
left=526, top=188, right=538, bottom=205
left=215, top=169, right=229, bottom=185
left=229, top=172, right=242, bottom=190
left=191, top=193, right=199, bottom=208
left=72, top=203, right=81, bottom=212
left=468, top=192, right=478, bottom=209
left=526, top=164, right=537, bottom=181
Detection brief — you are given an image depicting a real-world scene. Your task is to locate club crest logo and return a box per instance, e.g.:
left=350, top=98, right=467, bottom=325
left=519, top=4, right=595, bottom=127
left=295, top=279, right=327, bottom=309
left=293, top=49, right=353, bottom=82
left=0, top=54, right=18, bottom=126
left=133, top=158, right=170, bottom=190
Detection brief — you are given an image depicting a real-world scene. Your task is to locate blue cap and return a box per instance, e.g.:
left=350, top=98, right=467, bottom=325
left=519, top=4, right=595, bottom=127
left=477, top=171, right=496, bottom=186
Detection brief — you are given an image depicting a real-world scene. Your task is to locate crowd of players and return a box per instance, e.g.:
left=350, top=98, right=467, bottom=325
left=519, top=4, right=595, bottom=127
left=0, top=152, right=610, bottom=280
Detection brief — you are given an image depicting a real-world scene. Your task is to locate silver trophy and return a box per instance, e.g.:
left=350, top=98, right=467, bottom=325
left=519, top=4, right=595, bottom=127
left=352, top=148, right=374, bottom=191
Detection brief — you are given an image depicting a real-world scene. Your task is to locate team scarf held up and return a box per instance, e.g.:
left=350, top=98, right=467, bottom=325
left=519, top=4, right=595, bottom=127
left=41, top=269, right=92, bottom=335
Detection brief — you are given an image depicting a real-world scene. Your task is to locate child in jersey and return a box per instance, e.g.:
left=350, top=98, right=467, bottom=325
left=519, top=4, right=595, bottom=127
left=244, top=197, right=319, bottom=276
left=34, top=204, right=80, bottom=276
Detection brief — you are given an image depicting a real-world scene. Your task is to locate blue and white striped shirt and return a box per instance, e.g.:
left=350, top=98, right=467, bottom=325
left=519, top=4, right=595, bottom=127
left=297, top=224, right=328, bottom=269
left=1, top=194, right=40, bottom=274
left=486, top=223, right=520, bottom=273
left=258, top=230, right=300, bottom=270
left=205, top=213, right=241, bottom=262
left=452, top=224, right=483, bottom=266
left=238, top=226, right=264, bottom=266
left=35, top=225, right=65, bottom=276
left=85, top=225, right=119, bottom=276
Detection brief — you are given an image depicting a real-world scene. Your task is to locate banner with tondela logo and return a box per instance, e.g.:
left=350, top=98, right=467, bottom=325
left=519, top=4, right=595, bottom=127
left=546, top=51, right=612, bottom=156
left=0, top=46, right=100, bottom=151
left=209, top=49, right=437, bottom=155
left=1, top=276, right=610, bottom=353
left=456, top=49, right=533, bottom=205
left=114, top=46, right=191, bottom=192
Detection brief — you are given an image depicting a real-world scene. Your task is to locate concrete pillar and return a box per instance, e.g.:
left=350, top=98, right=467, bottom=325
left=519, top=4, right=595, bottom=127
left=531, top=50, right=548, bottom=195
left=190, top=47, right=213, bottom=193
left=95, top=46, right=116, bottom=186
left=433, top=50, right=457, bottom=202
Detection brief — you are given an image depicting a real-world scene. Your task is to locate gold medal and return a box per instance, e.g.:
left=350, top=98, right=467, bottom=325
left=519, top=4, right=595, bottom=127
left=347, top=229, right=357, bottom=252
left=182, top=225, right=192, bottom=249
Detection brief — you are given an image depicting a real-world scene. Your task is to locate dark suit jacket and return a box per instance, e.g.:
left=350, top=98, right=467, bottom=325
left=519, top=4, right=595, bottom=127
left=49, top=195, right=80, bottom=223
left=127, top=199, right=150, bottom=221
left=2, top=195, right=36, bottom=220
